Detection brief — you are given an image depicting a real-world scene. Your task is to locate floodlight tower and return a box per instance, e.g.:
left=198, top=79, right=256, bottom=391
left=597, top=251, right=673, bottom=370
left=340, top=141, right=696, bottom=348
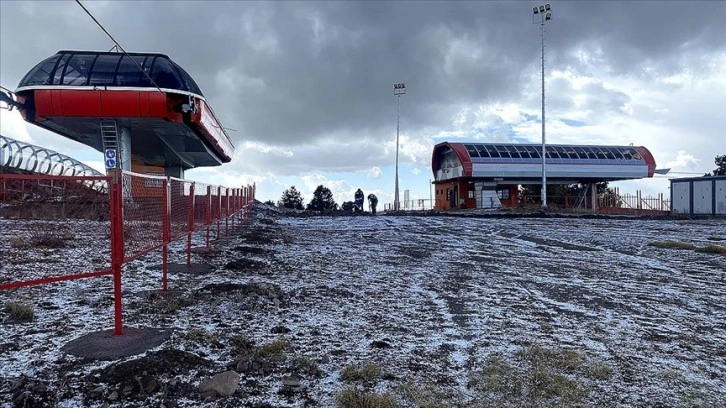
left=533, top=3, right=552, bottom=208
left=393, top=82, right=406, bottom=211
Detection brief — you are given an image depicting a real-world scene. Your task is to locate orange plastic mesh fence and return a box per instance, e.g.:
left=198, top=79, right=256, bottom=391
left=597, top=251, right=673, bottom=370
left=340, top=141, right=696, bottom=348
left=121, top=172, right=254, bottom=261
left=211, top=186, right=222, bottom=223
left=0, top=175, right=112, bottom=289
left=169, top=178, right=193, bottom=241
left=0, top=172, right=254, bottom=290
left=122, top=171, right=166, bottom=262
left=192, top=182, right=212, bottom=230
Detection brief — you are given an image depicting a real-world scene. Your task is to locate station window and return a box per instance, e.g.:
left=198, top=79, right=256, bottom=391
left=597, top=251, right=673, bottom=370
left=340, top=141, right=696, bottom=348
left=52, top=53, right=73, bottom=85
left=465, top=144, right=480, bottom=158
left=61, top=55, right=91, bottom=86
left=475, top=145, right=490, bottom=157
left=19, top=55, right=61, bottom=86
left=115, top=55, right=149, bottom=86
left=151, top=59, right=183, bottom=89
left=469, top=190, right=475, bottom=199
left=497, top=188, right=510, bottom=200
left=545, top=147, right=560, bottom=159
left=89, top=54, right=121, bottom=86
left=525, top=145, right=541, bottom=158
left=495, top=145, right=511, bottom=158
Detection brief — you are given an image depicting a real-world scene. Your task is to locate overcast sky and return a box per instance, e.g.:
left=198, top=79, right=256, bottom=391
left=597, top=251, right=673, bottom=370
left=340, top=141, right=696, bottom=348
left=2, top=1, right=725, bottom=206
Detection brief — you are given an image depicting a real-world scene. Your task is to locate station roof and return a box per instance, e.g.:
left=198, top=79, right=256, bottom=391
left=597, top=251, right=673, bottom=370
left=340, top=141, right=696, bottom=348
left=669, top=175, right=726, bottom=183
left=449, top=143, right=645, bottom=161
left=17, top=50, right=204, bottom=97
left=432, top=142, right=657, bottom=183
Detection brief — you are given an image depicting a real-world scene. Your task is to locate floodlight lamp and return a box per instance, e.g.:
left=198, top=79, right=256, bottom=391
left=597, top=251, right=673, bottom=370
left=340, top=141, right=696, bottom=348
left=533, top=6, right=539, bottom=14
left=545, top=4, right=551, bottom=11
left=539, top=5, right=545, bottom=12
left=401, top=83, right=405, bottom=88
left=545, top=12, right=552, bottom=20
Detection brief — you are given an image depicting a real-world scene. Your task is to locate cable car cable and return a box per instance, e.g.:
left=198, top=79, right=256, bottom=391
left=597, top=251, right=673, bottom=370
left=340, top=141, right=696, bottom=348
left=74, top=0, right=166, bottom=96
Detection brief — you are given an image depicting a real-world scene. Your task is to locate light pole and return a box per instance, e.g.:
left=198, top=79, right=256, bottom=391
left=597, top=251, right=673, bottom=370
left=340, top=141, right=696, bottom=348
left=533, top=3, right=552, bottom=208
left=393, top=82, right=406, bottom=211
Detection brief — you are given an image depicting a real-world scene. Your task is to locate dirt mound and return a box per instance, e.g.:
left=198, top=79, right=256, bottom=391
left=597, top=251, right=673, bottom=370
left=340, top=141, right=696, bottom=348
left=196, top=281, right=288, bottom=310
left=198, top=282, right=247, bottom=293
left=232, top=245, right=273, bottom=255
left=199, top=282, right=286, bottom=299
left=238, top=226, right=281, bottom=244
left=2, top=376, right=55, bottom=408
left=98, top=349, right=213, bottom=381
left=224, top=257, right=268, bottom=271
left=83, top=350, right=215, bottom=405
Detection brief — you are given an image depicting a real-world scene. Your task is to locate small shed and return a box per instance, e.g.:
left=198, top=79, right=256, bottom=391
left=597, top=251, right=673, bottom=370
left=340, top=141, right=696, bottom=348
left=670, top=175, right=726, bottom=215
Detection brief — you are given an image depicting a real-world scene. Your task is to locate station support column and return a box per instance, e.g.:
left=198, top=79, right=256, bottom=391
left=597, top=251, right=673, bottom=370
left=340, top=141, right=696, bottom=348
left=119, top=127, right=132, bottom=172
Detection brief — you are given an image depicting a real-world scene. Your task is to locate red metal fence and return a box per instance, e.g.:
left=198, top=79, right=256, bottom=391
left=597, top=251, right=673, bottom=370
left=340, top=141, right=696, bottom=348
left=0, top=171, right=255, bottom=335
left=0, top=174, right=112, bottom=287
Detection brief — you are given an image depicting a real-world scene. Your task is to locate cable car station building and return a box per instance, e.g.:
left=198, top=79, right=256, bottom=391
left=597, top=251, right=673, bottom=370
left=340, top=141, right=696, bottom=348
left=431, top=142, right=657, bottom=210
left=12, top=50, right=234, bottom=179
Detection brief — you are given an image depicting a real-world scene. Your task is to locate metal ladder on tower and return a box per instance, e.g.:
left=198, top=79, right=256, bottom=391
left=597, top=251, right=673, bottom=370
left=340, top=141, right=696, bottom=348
left=100, top=120, right=119, bottom=153
left=100, top=119, right=121, bottom=174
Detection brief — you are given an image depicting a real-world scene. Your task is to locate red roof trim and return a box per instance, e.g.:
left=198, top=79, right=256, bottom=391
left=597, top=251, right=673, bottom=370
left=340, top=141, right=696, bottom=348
left=431, top=142, right=473, bottom=177
left=633, top=146, right=656, bottom=177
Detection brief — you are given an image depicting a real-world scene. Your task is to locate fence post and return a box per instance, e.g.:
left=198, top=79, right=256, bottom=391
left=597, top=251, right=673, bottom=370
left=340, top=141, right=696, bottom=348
left=246, top=186, right=251, bottom=220
left=229, top=189, right=234, bottom=231
left=637, top=190, right=642, bottom=210
left=110, top=173, right=125, bottom=336
left=251, top=183, right=256, bottom=217
left=236, top=188, right=241, bottom=225
left=216, top=186, right=222, bottom=240
left=162, top=177, right=171, bottom=291
left=187, top=182, right=195, bottom=266
left=247, top=185, right=252, bottom=219
left=233, top=188, right=238, bottom=230
left=243, top=187, right=248, bottom=220
left=225, top=188, right=230, bottom=237
left=206, top=185, right=212, bottom=248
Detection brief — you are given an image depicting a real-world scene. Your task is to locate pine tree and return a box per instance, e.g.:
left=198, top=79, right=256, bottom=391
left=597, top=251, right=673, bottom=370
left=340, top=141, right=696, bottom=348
left=278, top=186, right=304, bottom=210
left=713, top=154, right=726, bottom=176
left=306, top=185, right=337, bottom=211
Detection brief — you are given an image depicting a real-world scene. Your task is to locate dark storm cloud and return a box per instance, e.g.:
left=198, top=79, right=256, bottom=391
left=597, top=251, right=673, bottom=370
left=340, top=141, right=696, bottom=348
left=188, top=1, right=540, bottom=146
left=2, top=1, right=724, bottom=149
left=551, top=2, right=726, bottom=75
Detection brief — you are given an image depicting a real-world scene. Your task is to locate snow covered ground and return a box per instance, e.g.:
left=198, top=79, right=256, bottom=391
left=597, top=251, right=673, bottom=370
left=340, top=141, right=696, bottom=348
left=1, top=208, right=725, bottom=407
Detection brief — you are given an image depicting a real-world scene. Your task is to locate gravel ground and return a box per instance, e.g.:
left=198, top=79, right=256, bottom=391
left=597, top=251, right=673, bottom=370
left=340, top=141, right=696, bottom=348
left=1, top=206, right=725, bottom=407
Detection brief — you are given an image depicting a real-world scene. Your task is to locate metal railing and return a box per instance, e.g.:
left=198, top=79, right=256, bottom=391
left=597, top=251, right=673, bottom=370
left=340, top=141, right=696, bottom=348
left=383, top=199, right=434, bottom=212
left=1, top=171, right=255, bottom=335
left=599, top=189, right=671, bottom=211
left=0, top=134, right=103, bottom=177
